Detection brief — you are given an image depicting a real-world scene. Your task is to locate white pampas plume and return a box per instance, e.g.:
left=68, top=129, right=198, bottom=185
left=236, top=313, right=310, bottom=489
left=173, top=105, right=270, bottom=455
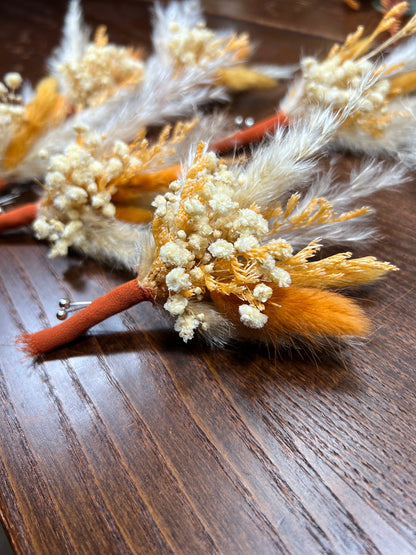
left=382, top=36, right=416, bottom=75
left=47, top=0, right=90, bottom=89
left=235, top=73, right=376, bottom=210
left=277, top=161, right=408, bottom=247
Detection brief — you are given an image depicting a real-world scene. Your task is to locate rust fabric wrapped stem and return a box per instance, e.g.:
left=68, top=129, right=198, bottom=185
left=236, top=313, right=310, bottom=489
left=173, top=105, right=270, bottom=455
left=0, top=203, right=38, bottom=232
left=19, top=280, right=154, bottom=356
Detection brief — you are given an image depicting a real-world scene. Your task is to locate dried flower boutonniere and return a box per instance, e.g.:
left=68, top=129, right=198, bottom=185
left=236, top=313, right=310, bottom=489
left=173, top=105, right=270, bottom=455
left=213, top=2, right=416, bottom=166
left=18, top=106, right=404, bottom=356
left=0, top=0, right=279, bottom=189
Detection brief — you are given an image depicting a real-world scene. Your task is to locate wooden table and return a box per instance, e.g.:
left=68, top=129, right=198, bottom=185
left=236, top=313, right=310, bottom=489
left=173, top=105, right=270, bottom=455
left=1, top=1, right=415, bottom=553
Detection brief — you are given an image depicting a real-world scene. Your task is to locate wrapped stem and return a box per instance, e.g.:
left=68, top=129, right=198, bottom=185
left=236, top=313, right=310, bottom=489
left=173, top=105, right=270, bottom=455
left=0, top=202, right=38, bottom=232
left=210, top=111, right=289, bottom=153
left=18, top=279, right=154, bottom=356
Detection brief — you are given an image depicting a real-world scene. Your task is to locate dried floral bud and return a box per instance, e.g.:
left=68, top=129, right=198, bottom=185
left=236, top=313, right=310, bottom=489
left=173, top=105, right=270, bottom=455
left=238, top=305, right=268, bottom=328
left=4, top=72, right=22, bottom=90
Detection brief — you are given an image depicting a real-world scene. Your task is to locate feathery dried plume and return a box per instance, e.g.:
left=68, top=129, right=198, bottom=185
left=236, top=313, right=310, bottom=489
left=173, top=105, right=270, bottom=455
left=47, top=0, right=91, bottom=80
left=18, top=106, right=400, bottom=356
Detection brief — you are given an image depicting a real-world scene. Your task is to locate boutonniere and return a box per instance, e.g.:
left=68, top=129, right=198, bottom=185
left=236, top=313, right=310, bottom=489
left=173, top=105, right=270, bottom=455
left=19, top=106, right=403, bottom=356
left=0, top=0, right=278, bottom=189
left=213, top=2, right=416, bottom=167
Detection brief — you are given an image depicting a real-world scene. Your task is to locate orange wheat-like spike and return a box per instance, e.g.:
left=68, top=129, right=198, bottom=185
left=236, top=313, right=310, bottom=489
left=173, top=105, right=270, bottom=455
left=18, top=279, right=155, bottom=356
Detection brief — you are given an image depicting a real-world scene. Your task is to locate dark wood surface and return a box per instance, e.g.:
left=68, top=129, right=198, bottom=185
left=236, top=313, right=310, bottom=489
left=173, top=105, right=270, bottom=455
left=1, top=1, right=415, bottom=553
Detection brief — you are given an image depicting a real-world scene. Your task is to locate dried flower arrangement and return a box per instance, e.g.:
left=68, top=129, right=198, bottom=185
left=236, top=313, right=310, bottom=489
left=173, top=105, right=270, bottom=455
left=213, top=2, right=416, bottom=165
left=18, top=105, right=405, bottom=356
left=0, top=113, right=238, bottom=266
left=0, top=0, right=278, bottom=188
left=1, top=0, right=288, bottom=256
left=0, top=0, right=144, bottom=185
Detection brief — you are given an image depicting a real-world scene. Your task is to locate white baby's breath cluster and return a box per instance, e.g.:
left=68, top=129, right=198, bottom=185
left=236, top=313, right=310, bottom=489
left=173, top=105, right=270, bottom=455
left=167, top=20, right=245, bottom=69
left=34, top=127, right=142, bottom=257
left=0, top=73, right=24, bottom=157
left=149, top=147, right=292, bottom=342
left=60, top=34, right=144, bottom=108
left=301, top=56, right=390, bottom=122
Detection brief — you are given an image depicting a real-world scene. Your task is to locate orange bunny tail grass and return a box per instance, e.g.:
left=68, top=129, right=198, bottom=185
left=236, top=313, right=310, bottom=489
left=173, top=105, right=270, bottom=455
left=210, top=111, right=289, bottom=153
left=0, top=202, right=38, bottom=232
left=344, top=0, right=361, bottom=9
left=211, top=285, right=371, bottom=346
left=111, top=165, right=181, bottom=197
left=114, top=205, right=153, bottom=223
left=18, top=279, right=154, bottom=356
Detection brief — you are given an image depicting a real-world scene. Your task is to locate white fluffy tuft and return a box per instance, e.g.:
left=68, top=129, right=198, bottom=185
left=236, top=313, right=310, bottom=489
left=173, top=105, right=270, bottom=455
left=47, top=0, right=90, bottom=91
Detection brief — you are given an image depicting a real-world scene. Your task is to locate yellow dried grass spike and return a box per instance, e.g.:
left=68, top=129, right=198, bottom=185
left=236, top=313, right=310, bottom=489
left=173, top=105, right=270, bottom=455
left=288, top=252, right=398, bottom=289
left=217, top=66, right=276, bottom=92
left=94, top=25, right=109, bottom=47
left=330, top=2, right=410, bottom=63
left=270, top=194, right=372, bottom=234
left=388, top=69, right=416, bottom=96
left=224, top=33, right=251, bottom=62
left=4, top=77, right=65, bottom=169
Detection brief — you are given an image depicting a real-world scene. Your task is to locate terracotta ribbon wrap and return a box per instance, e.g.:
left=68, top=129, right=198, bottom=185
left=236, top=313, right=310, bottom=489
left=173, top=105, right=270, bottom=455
left=0, top=202, right=38, bottom=232
left=210, top=111, right=289, bottom=153
left=19, top=279, right=154, bottom=356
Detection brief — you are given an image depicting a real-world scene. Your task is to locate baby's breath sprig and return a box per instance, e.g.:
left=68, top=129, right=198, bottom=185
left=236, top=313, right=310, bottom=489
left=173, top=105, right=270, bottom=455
left=32, top=119, right=198, bottom=260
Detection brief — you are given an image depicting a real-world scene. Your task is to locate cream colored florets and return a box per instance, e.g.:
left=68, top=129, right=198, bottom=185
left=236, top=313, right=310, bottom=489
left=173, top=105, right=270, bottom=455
left=147, top=144, right=294, bottom=342
left=253, top=283, right=273, bottom=303
left=34, top=128, right=135, bottom=257
left=299, top=54, right=391, bottom=131
left=168, top=22, right=225, bottom=68
left=0, top=72, right=24, bottom=158
left=167, top=20, right=249, bottom=70
left=4, top=72, right=22, bottom=90
left=238, top=304, right=268, bottom=328
left=60, top=29, right=143, bottom=108
left=165, top=268, right=192, bottom=292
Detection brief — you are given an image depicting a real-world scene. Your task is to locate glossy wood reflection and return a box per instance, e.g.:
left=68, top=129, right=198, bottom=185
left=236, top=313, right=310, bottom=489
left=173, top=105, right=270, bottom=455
left=0, top=1, right=415, bottom=554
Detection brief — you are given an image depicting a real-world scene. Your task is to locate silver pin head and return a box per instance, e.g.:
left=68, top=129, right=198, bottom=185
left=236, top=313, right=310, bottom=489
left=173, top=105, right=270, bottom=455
left=56, top=309, right=68, bottom=321
left=58, top=298, right=71, bottom=309
left=56, top=297, right=92, bottom=319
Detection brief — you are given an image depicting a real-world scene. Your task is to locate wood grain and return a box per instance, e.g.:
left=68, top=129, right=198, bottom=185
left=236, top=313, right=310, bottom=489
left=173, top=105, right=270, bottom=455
left=0, top=1, right=415, bottom=553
